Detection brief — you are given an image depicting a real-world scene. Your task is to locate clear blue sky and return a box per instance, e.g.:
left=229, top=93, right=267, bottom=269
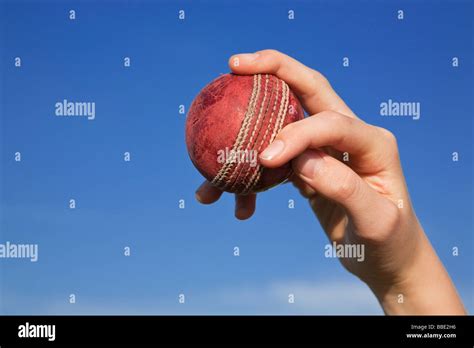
left=0, top=0, right=472, bottom=314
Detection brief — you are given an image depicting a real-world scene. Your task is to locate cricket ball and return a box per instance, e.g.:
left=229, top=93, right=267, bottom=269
left=186, top=73, right=304, bottom=195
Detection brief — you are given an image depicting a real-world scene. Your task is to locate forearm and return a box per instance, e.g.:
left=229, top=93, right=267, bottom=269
left=370, top=232, right=466, bottom=315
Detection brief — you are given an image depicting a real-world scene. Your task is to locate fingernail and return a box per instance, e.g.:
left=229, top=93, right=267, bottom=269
left=239, top=52, right=259, bottom=61
left=231, top=53, right=259, bottom=67
left=195, top=182, right=207, bottom=203
left=195, top=191, right=204, bottom=203
left=260, top=140, right=285, bottom=160
left=235, top=207, right=250, bottom=220
left=295, top=150, right=324, bottom=179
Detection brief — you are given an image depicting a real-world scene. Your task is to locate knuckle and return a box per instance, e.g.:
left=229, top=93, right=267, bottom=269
left=302, top=70, right=329, bottom=99
left=334, top=170, right=359, bottom=201
left=318, top=110, right=341, bottom=123
left=377, top=127, right=398, bottom=147
left=279, top=121, right=298, bottom=137
left=260, top=48, right=279, bottom=55
left=319, top=110, right=350, bottom=126
left=257, top=49, right=284, bottom=74
left=259, top=49, right=282, bottom=61
left=385, top=202, right=401, bottom=232
left=375, top=127, right=400, bottom=162
left=310, top=69, right=329, bottom=86
left=366, top=203, right=401, bottom=244
left=317, top=111, right=352, bottom=145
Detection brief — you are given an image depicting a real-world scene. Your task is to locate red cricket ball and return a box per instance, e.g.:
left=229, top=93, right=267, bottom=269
left=186, top=73, right=304, bottom=195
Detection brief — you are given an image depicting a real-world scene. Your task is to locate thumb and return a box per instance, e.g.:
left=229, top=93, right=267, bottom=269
left=292, top=149, right=398, bottom=237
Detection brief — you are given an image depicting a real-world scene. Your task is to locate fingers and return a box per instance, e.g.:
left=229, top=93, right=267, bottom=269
left=292, top=149, right=399, bottom=235
left=195, top=181, right=223, bottom=204
left=309, top=195, right=347, bottom=244
left=290, top=172, right=318, bottom=199
left=235, top=194, right=256, bottom=220
left=259, top=111, right=384, bottom=169
left=195, top=180, right=256, bottom=220
left=228, top=49, right=356, bottom=118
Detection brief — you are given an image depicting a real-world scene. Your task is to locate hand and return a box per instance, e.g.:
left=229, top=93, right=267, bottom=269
left=195, top=50, right=466, bottom=315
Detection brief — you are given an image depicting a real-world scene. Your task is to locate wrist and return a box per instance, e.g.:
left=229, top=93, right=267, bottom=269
left=368, top=230, right=466, bottom=315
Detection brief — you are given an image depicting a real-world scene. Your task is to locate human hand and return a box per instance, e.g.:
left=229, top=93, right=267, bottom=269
left=195, top=50, right=466, bottom=315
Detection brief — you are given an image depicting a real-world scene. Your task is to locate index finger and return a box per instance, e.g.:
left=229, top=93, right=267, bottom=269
left=229, top=49, right=357, bottom=118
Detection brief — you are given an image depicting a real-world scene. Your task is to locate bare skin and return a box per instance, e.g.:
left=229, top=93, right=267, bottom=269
left=195, top=50, right=466, bottom=315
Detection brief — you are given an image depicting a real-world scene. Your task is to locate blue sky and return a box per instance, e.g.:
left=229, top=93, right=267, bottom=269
left=0, top=0, right=472, bottom=314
